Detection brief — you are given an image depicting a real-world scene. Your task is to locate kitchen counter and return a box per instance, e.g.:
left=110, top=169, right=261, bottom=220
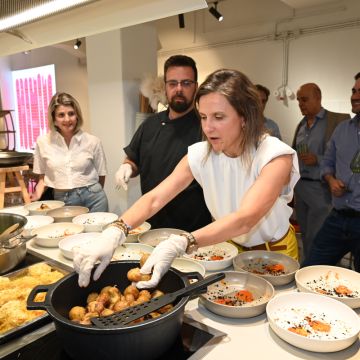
left=4, top=241, right=360, bottom=359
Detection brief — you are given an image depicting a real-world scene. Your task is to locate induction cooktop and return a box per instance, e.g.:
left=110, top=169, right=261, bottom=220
left=2, top=316, right=226, bottom=360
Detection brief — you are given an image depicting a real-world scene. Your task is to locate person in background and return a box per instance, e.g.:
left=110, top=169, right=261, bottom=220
left=292, top=83, right=349, bottom=260
left=74, top=69, right=300, bottom=288
left=303, top=73, right=360, bottom=271
left=255, top=84, right=282, bottom=140
left=31, top=92, right=109, bottom=212
left=115, top=55, right=212, bottom=232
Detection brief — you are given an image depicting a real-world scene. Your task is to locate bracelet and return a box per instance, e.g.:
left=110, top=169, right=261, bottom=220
left=107, top=219, right=132, bottom=236
left=180, top=232, right=198, bottom=254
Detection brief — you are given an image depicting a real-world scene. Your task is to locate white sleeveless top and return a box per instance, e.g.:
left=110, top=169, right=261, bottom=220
left=187, top=136, right=300, bottom=247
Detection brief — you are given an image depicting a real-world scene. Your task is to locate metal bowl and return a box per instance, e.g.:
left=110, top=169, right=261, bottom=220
left=200, top=271, right=274, bottom=318
left=295, top=265, right=360, bottom=309
left=233, top=250, right=299, bottom=286
left=138, top=228, right=184, bottom=247
left=0, top=151, right=32, bottom=167
left=47, top=206, right=89, bottom=223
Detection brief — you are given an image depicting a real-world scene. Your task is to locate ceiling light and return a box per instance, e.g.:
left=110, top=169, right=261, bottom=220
left=209, top=2, right=223, bottom=22
left=0, top=0, right=98, bottom=32
left=74, top=39, right=81, bottom=49
left=178, top=14, right=185, bottom=29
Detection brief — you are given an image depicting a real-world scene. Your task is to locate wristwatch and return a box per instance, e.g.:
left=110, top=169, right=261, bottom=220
left=181, top=232, right=199, bottom=254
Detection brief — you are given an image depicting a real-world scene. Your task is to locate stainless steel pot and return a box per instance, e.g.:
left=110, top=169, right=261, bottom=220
left=0, top=213, right=32, bottom=274
left=27, top=261, right=205, bottom=360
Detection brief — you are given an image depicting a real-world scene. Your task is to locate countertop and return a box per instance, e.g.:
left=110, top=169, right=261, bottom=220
left=2, top=240, right=360, bottom=359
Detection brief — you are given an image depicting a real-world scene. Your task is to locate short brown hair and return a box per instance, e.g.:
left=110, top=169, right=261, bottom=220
left=355, top=72, right=360, bottom=80
left=48, top=92, right=83, bottom=133
left=164, top=55, right=197, bottom=82
left=195, top=69, right=264, bottom=165
left=255, top=84, right=270, bottom=101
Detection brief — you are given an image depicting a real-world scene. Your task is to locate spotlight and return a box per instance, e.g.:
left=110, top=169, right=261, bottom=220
left=178, top=14, right=185, bottom=29
left=74, top=39, right=81, bottom=49
left=209, top=2, right=223, bottom=22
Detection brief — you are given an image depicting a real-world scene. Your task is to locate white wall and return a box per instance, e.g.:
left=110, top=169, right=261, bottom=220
left=156, top=1, right=360, bottom=144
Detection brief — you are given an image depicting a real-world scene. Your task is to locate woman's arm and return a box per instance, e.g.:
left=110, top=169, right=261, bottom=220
left=121, top=155, right=194, bottom=228
left=192, top=154, right=293, bottom=247
left=31, top=175, right=46, bottom=201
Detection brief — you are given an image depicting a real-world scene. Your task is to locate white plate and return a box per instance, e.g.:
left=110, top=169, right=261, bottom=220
left=58, top=232, right=102, bottom=259
left=171, top=258, right=206, bottom=277
left=138, top=228, right=184, bottom=247
left=24, top=200, right=65, bottom=215
left=184, top=242, right=238, bottom=271
left=266, top=292, right=360, bottom=352
left=0, top=205, right=29, bottom=216
left=23, top=215, right=54, bottom=236
left=31, top=222, right=84, bottom=247
left=295, top=265, right=360, bottom=309
left=126, top=222, right=152, bottom=243
left=112, top=243, right=154, bottom=261
left=72, top=212, right=118, bottom=232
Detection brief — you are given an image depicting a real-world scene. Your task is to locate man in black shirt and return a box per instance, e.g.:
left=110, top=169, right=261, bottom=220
left=115, top=55, right=212, bottom=231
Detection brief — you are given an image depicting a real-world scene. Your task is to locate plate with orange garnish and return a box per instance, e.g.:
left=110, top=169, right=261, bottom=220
left=233, top=250, right=299, bottom=286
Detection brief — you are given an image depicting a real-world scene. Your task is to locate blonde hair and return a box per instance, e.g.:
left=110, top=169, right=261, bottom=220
left=48, top=92, right=83, bottom=133
left=195, top=69, right=264, bottom=166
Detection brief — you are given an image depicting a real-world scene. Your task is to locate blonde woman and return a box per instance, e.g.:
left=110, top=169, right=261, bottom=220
left=32, top=92, right=108, bottom=212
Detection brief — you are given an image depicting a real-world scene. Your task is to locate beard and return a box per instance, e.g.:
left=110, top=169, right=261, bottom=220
left=169, top=95, right=192, bottom=113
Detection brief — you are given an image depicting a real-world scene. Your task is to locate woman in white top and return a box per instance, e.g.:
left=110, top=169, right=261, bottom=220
left=32, top=92, right=109, bottom=212
left=73, top=69, right=299, bottom=288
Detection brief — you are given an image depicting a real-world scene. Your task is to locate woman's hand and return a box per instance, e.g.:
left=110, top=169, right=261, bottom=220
left=136, top=234, right=188, bottom=289
left=73, top=227, right=126, bottom=287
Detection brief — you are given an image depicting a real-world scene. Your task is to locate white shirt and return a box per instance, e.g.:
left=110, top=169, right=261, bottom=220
left=33, top=130, right=107, bottom=190
left=187, top=136, right=300, bottom=247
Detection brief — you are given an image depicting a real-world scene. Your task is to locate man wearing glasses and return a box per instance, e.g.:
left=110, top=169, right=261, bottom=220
left=115, top=55, right=212, bottom=232
left=303, top=72, right=360, bottom=271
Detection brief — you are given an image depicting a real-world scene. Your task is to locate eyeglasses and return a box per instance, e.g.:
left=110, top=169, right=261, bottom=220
left=165, top=80, right=195, bottom=88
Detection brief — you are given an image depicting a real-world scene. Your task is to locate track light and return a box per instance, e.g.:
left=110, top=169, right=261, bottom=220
left=209, top=2, right=223, bottom=22
left=74, top=39, right=81, bottom=49
left=178, top=14, right=185, bottom=29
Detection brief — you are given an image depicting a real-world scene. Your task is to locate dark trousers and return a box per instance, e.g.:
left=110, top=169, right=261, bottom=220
left=302, top=209, right=360, bottom=272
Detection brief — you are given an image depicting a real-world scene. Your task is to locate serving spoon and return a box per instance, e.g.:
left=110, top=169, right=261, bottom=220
left=0, top=223, right=20, bottom=240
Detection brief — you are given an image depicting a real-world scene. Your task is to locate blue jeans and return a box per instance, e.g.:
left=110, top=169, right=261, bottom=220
left=302, top=209, right=360, bottom=272
left=54, top=183, right=109, bottom=212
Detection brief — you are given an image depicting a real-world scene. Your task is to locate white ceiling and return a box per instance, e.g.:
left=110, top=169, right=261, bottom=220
left=0, top=0, right=349, bottom=57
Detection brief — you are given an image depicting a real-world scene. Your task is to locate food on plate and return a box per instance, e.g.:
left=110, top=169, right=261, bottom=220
left=0, top=263, right=65, bottom=334
left=305, top=270, right=360, bottom=298
left=37, top=203, right=50, bottom=210
left=48, top=229, right=75, bottom=239
left=241, top=258, right=286, bottom=276
left=212, top=288, right=254, bottom=306
left=69, top=282, right=173, bottom=326
left=190, top=247, right=229, bottom=261
left=272, top=307, right=355, bottom=340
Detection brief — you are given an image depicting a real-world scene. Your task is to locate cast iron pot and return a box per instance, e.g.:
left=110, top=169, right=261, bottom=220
left=27, top=261, right=204, bottom=360
left=0, top=213, right=27, bottom=274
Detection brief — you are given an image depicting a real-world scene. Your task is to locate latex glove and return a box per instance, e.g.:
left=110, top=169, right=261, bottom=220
left=73, top=226, right=126, bottom=287
left=115, top=163, right=133, bottom=191
left=136, top=234, right=188, bottom=289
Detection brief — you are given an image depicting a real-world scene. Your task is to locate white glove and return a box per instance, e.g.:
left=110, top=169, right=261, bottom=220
left=115, top=163, right=133, bottom=191
left=136, top=234, right=188, bottom=289
left=73, top=226, right=126, bottom=287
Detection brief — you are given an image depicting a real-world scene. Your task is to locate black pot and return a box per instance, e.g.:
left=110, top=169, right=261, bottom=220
left=27, top=261, right=203, bottom=360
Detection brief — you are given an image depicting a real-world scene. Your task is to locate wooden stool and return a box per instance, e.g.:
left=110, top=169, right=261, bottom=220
left=0, top=165, right=31, bottom=209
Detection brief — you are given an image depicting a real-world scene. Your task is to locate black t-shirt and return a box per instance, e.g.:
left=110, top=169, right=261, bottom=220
left=124, top=109, right=212, bottom=232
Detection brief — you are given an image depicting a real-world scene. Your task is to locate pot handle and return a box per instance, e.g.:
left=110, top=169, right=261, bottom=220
left=183, top=271, right=206, bottom=300
left=27, top=284, right=53, bottom=310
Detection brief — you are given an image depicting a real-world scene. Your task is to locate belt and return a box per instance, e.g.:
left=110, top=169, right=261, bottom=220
left=300, top=177, right=321, bottom=182
left=54, top=189, right=72, bottom=192
left=243, top=227, right=290, bottom=251
left=334, top=208, right=360, bottom=218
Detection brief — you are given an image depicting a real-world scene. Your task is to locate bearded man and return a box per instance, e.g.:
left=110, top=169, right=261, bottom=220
left=115, top=55, right=212, bottom=231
